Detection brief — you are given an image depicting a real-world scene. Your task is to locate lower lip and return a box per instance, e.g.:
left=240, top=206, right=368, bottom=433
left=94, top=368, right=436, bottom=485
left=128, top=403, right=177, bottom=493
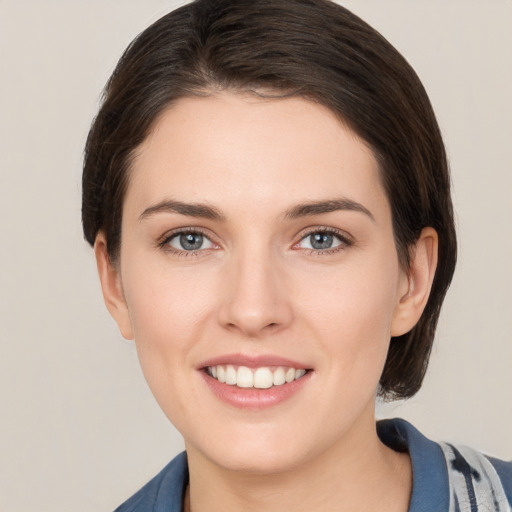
left=201, top=371, right=312, bottom=410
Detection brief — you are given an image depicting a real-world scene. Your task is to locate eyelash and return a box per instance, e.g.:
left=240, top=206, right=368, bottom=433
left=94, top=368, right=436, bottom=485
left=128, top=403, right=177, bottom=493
left=294, top=227, right=353, bottom=256
left=157, top=227, right=353, bottom=257
left=157, top=227, right=218, bottom=257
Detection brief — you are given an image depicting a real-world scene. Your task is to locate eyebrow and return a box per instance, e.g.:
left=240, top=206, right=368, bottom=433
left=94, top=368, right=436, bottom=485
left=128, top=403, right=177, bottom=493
left=284, top=198, right=375, bottom=221
left=138, top=197, right=374, bottom=223
left=139, top=200, right=226, bottom=222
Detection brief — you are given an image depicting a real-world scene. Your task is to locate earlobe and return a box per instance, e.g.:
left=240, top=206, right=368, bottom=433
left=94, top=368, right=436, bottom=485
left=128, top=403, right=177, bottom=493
left=94, top=233, right=134, bottom=340
left=391, top=227, right=438, bottom=337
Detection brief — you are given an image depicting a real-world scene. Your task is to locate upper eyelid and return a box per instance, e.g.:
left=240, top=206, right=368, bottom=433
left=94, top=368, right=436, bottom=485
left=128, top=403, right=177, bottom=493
left=157, top=227, right=217, bottom=247
left=297, top=226, right=353, bottom=242
left=156, top=225, right=353, bottom=249
left=293, top=227, right=354, bottom=253
left=160, top=226, right=212, bottom=238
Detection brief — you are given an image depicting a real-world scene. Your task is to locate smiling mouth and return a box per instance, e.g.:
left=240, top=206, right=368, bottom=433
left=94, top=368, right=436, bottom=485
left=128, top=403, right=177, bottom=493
left=205, top=365, right=308, bottom=389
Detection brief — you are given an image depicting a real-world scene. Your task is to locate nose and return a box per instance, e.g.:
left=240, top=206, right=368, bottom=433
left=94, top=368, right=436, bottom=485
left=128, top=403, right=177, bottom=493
left=217, top=246, right=294, bottom=338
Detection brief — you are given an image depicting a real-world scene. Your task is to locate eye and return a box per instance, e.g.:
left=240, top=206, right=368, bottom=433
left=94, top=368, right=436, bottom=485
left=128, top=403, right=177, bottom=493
left=165, top=231, right=215, bottom=252
left=296, top=229, right=351, bottom=252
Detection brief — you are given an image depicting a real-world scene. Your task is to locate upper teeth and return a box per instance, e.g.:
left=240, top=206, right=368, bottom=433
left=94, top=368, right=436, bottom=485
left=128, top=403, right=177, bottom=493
left=207, top=365, right=307, bottom=389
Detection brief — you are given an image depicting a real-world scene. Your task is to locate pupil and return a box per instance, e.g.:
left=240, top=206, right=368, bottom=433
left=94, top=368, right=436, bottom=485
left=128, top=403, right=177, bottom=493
left=311, top=233, right=333, bottom=250
left=180, top=233, right=203, bottom=250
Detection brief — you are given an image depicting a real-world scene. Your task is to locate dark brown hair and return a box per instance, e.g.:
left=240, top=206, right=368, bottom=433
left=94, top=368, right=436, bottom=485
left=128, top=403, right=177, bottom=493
left=82, top=0, right=457, bottom=399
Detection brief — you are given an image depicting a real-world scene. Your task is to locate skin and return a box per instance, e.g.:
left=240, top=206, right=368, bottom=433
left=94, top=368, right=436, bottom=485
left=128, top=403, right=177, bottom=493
left=95, top=93, right=438, bottom=512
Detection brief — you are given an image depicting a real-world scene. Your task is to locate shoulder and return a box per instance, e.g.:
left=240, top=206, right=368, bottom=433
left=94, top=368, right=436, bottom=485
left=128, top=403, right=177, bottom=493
left=113, top=452, right=188, bottom=512
left=488, top=455, right=512, bottom=501
left=439, top=442, right=512, bottom=510
left=378, top=418, right=512, bottom=511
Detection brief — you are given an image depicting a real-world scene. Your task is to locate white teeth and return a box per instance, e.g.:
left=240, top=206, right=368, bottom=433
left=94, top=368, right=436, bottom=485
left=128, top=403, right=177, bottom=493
left=272, top=367, right=286, bottom=386
left=254, top=368, right=273, bottom=389
left=207, top=365, right=308, bottom=388
left=225, top=365, right=237, bottom=385
left=236, top=366, right=254, bottom=388
left=295, top=369, right=306, bottom=379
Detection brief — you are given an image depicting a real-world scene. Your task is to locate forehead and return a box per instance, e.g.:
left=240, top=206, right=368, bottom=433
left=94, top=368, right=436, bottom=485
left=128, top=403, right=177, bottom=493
left=125, top=92, right=388, bottom=221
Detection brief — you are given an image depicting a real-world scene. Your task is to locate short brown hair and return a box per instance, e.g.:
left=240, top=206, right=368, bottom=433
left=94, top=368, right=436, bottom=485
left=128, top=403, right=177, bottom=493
left=82, top=0, right=457, bottom=399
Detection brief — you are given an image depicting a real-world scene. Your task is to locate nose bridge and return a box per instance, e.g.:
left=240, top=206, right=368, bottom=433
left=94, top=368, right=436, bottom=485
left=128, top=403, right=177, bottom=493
left=218, top=238, right=292, bottom=336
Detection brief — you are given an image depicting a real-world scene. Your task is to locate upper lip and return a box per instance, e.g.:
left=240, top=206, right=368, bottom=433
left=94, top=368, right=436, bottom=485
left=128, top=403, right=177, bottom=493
left=198, top=353, right=312, bottom=370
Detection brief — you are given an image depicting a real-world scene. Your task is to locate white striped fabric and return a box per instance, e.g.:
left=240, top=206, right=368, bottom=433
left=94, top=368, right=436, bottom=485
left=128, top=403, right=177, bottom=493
left=440, top=442, right=510, bottom=512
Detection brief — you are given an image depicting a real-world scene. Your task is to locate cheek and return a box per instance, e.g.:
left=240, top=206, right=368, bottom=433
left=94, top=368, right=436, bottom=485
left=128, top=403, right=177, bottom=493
left=121, top=259, right=219, bottom=378
left=296, top=253, right=401, bottom=379
left=120, top=260, right=221, bottom=425
left=124, top=259, right=215, bottom=336
left=301, top=256, right=400, bottom=332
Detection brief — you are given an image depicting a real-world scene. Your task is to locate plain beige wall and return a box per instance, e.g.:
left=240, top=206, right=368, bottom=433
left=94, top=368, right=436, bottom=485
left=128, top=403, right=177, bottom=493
left=0, top=1, right=510, bottom=510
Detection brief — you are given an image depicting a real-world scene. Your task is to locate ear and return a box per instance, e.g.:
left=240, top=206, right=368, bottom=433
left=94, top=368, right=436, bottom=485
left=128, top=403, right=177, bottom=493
left=391, top=227, right=438, bottom=337
left=94, top=233, right=134, bottom=340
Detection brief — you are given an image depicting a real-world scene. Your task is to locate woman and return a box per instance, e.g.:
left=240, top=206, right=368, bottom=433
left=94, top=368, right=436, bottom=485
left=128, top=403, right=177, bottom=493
left=82, top=0, right=511, bottom=510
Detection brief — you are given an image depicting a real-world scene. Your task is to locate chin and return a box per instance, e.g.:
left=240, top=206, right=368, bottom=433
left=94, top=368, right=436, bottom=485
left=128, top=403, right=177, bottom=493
left=184, top=417, right=332, bottom=477
left=204, top=442, right=310, bottom=475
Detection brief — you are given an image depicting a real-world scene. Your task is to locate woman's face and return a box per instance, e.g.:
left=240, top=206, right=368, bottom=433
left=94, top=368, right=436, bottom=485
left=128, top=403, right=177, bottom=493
left=107, top=93, right=415, bottom=473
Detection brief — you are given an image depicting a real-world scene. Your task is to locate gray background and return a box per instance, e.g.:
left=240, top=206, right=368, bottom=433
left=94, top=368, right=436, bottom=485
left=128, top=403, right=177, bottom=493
left=1, top=1, right=511, bottom=510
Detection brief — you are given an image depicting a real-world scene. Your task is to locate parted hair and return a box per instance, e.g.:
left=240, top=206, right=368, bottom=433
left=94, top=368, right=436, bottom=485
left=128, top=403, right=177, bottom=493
left=82, top=0, right=457, bottom=399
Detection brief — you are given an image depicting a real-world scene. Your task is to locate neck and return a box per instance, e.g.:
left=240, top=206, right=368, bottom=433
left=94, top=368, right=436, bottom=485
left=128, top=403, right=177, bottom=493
left=184, top=414, right=412, bottom=512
